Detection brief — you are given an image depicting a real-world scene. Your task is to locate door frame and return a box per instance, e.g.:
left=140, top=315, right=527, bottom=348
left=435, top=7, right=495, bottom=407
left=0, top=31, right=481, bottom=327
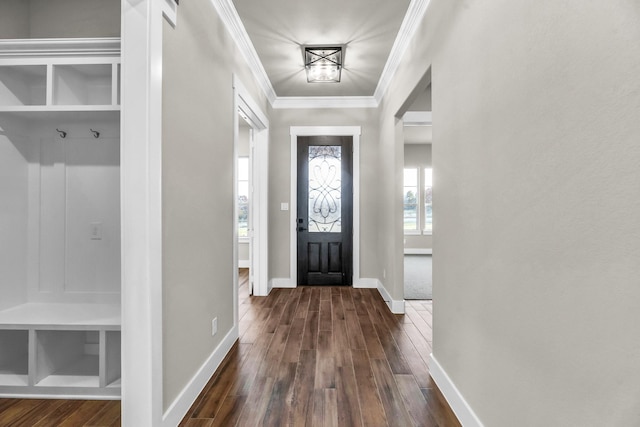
left=289, top=126, right=361, bottom=287
left=233, top=76, right=269, bottom=298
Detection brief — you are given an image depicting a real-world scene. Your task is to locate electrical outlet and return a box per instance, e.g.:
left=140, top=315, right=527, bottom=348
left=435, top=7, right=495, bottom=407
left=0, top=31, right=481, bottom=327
left=212, top=317, right=218, bottom=336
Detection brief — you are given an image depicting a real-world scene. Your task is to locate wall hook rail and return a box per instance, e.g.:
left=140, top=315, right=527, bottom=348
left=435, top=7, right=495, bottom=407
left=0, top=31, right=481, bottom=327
left=90, top=129, right=100, bottom=138
left=56, top=129, right=67, bottom=138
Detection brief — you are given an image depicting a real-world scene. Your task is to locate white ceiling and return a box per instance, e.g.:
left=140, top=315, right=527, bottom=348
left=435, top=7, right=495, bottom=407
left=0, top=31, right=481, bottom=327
left=231, top=0, right=411, bottom=97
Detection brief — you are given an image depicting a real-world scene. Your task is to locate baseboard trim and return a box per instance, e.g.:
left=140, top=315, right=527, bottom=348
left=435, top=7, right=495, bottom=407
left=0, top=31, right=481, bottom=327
left=270, top=277, right=295, bottom=289
left=376, top=280, right=405, bottom=314
left=353, top=278, right=378, bottom=288
left=429, top=354, right=484, bottom=427
left=162, top=325, right=239, bottom=427
left=238, top=259, right=250, bottom=268
left=404, top=248, right=432, bottom=255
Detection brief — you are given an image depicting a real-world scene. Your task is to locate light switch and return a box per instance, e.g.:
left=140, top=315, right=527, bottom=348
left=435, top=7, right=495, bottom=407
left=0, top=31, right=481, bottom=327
left=90, top=222, right=103, bottom=240
left=280, top=202, right=289, bottom=211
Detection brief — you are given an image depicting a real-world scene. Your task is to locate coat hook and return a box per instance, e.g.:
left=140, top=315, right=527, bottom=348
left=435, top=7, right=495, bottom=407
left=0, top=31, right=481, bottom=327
left=90, top=129, right=100, bottom=138
left=56, top=129, right=67, bottom=138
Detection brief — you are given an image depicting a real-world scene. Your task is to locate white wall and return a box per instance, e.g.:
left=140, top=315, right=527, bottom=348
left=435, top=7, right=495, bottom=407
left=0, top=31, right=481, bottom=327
left=161, top=0, right=269, bottom=410
left=0, top=117, right=30, bottom=310
left=0, top=0, right=120, bottom=39
left=381, top=0, right=640, bottom=425
left=268, top=107, right=380, bottom=281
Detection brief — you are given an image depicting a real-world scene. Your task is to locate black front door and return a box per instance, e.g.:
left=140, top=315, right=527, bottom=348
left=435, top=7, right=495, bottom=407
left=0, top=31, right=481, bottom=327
left=297, top=136, right=353, bottom=286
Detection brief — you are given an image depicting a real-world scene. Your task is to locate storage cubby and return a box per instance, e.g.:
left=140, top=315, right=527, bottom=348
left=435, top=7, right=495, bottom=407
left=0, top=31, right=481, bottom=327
left=0, top=65, right=47, bottom=106
left=36, top=330, right=100, bottom=388
left=0, top=330, right=29, bottom=386
left=0, top=38, right=121, bottom=399
left=53, top=64, right=113, bottom=106
left=104, top=331, right=121, bottom=387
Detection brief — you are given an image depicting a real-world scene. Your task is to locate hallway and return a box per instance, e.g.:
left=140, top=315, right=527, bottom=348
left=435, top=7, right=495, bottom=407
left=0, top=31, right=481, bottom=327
left=180, top=270, right=458, bottom=426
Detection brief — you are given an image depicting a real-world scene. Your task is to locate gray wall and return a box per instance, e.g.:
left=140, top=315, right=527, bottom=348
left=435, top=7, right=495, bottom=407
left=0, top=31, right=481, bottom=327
left=380, top=0, right=640, bottom=425
left=0, top=0, right=120, bottom=39
left=268, top=107, right=380, bottom=281
left=161, top=0, right=268, bottom=410
left=403, top=143, right=432, bottom=250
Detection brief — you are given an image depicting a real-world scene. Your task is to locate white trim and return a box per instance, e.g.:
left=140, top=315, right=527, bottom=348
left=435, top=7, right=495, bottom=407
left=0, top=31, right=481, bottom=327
left=162, top=0, right=178, bottom=27
left=162, top=327, right=239, bottom=427
left=374, top=0, right=431, bottom=103
left=289, top=126, right=361, bottom=287
left=404, top=248, right=432, bottom=255
left=270, top=278, right=296, bottom=289
left=403, top=111, right=432, bottom=126
left=233, top=76, right=269, bottom=298
left=0, top=38, right=120, bottom=58
left=429, top=355, right=484, bottom=427
left=272, top=96, right=378, bottom=109
left=377, top=281, right=405, bottom=314
left=353, top=278, right=379, bottom=289
left=238, top=260, right=250, bottom=268
left=121, top=1, right=165, bottom=425
left=211, top=0, right=277, bottom=104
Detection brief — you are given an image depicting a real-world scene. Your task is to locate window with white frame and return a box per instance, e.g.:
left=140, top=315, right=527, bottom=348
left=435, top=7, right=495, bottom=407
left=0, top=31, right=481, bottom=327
left=238, top=157, right=249, bottom=238
left=424, top=168, right=433, bottom=234
left=403, top=168, right=419, bottom=232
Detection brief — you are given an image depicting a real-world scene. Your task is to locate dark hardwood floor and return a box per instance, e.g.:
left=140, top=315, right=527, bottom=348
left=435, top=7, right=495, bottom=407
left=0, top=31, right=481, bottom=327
left=0, top=270, right=459, bottom=426
left=180, top=269, right=459, bottom=426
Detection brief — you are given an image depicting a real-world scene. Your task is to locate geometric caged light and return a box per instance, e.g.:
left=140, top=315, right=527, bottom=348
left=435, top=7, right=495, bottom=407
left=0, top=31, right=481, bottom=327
left=304, top=46, right=343, bottom=83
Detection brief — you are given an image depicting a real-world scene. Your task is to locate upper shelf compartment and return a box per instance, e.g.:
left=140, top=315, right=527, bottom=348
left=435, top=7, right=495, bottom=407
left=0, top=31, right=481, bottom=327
left=0, top=38, right=120, bottom=112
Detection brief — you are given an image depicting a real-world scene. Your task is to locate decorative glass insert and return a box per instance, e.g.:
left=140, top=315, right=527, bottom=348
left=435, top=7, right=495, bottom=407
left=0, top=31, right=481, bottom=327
left=308, top=146, right=342, bottom=232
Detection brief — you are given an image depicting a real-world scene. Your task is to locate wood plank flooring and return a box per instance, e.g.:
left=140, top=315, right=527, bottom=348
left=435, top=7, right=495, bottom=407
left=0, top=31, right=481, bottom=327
left=180, top=270, right=459, bottom=427
left=0, top=270, right=458, bottom=427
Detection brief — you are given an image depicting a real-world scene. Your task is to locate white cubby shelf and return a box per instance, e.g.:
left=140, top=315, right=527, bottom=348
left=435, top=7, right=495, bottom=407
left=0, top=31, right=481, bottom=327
left=0, top=38, right=120, bottom=113
left=0, top=303, right=121, bottom=398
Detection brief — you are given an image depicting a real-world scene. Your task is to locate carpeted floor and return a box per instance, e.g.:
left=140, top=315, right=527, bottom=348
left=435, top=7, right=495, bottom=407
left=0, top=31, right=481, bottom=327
left=404, top=254, right=432, bottom=299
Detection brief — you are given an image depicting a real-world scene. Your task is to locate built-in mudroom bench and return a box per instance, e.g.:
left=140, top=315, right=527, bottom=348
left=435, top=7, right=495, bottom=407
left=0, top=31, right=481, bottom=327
left=0, top=38, right=121, bottom=399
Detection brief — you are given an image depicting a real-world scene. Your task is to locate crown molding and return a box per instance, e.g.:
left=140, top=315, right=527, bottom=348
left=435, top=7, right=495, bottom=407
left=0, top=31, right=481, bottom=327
left=213, top=0, right=430, bottom=108
left=272, top=96, right=378, bottom=109
left=374, top=0, right=431, bottom=103
left=163, top=0, right=178, bottom=27
left=0, top=38, right=120, bottom=58
left=210, top=0, right=277, bottom=104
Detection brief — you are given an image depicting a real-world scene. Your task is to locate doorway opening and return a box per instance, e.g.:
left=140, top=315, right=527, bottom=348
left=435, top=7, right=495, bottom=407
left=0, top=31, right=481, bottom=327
left=233, top=77, right=269, bottom=343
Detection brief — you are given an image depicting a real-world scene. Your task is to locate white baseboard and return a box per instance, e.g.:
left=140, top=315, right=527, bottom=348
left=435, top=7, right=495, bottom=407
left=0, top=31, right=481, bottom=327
left=404, top=248, right=432, bottom=255
left=353, top=277, right=378, bottom=288
left=269, top=277, right=295, bottom=288
left=238, top=259, right=250, bottom=268
left=376, top=280, right=405, bottom=314
left=429, top=354, right=484, bottom=427
left=162, top=325, right=239, bottom=427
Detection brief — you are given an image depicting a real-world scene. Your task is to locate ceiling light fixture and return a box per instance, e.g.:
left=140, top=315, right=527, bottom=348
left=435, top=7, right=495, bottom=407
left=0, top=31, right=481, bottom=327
left=304, top=46, right=343, bottom=83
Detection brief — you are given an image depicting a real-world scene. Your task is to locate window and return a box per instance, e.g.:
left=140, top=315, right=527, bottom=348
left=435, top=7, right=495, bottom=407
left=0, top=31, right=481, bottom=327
left=403, top=168, right=419, bottom=232
left=424, top=168, right=433, bottom=234
left=238, top=157, right=249, bottom=238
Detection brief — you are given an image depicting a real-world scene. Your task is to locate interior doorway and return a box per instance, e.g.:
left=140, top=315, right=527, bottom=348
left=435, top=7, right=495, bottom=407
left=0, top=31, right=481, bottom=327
left=233, top=76, right=269, bottom=320
left=296, top=136, right=353, bottom=286
left=397, top=72, right=433, bottom=301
